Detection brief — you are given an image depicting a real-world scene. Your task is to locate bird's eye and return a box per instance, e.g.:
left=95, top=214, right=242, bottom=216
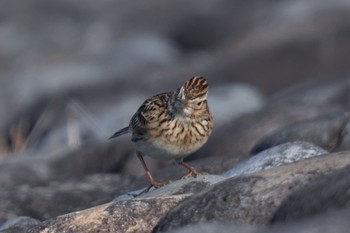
left=197, top=101, right=203, bottom=107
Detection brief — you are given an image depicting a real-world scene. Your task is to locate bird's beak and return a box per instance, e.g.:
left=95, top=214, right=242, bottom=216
left=177, top=87, right=187, bottom=107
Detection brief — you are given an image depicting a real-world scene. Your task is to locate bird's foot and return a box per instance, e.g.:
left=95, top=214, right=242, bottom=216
left=139, top=180, right=173, bottom=194
left=152, top=180, right=172, bottom=188
left=181, top=171, right=207, bottom=179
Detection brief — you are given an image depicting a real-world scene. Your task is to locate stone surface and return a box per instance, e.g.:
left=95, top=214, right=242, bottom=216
left=224, top=141, right=328, bottom=178
left=0, top=216, right=40, bottom=233
left=154, top=151, right=350, bottom=232
left=117, top=175, right=225, bottom=201
left=167, top=223, right=260, bottom=233
left=29, top=195, right=189, bottom=233
left=251, top=112, right=350, bottom=154
left=272, top=164, right=350, bottom=222
left=168, top=208, right=350, bottom=233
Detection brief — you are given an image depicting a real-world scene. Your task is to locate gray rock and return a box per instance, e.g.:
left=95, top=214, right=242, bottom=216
left=116, top=175, right=226, bottom=201
left=167, top=207, right=350, bottom=233
left=224, top=141, right=328, bottom=178
left=0, top=139, right=133, bottom=188
left=199, top=103, right=341, bottom=160
left=208, top=84, right=264, bottom=127
left=0, top=216, right=40, bottom=232
left=251, top=112, right=350, bottom=154
left=154, top=151, right=350, bottom=232
left=270, top=78, right=350, bottom=108
left=267, top=207, right=350, bottom=233
left=27, top=195, right=189, bottom=233
left=131, top=155, right=241, bottom=189
left=166, top=222, right=260, bottom=233
left=0, top=174, right=134, bottom=223
left=272, top=164, right=350, bottom=222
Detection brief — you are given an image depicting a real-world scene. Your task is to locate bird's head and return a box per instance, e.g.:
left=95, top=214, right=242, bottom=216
left=169, top=76, right=209, bottom=118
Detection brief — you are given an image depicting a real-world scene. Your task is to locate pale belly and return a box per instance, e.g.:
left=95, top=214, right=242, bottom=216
left=133, top=136, right=208, bottom=160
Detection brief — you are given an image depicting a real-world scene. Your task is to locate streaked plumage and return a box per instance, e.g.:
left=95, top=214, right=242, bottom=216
left=110, top=76, right=213, bottom=188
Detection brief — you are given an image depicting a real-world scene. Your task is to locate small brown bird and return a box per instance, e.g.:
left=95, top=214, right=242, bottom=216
left=110, top=76, right=213, bottom=189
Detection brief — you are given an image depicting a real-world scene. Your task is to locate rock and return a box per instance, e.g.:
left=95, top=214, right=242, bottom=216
left=0, top=174, right=135, bottom=223
left=224, top=141, right=328, bottom=178
left=168, top=207, right=350, bottom=233
left=0, top=216, right=40, bottom=233
left=1, top=1, right=350, bottom=232
left=166, top=222, right=260, bottom=233
left=251, top=112, right=350, bottom=154
left=27, top=195, right=189, bottom=233
left=267, top=207, right=350, bottom=233
left=196, top=103, right=342, bottom=160
left=132, top=155, right=240, bottom=189
left=270, top=78, right=350, bottom=108
left=271, top=164, right=350, bottom=222
left=0, top=139, right=133, bottom=188
left=116, top=175, right=225, bottom=201
left=153, top=151, right=350, bottom=232
left=208, top=84, right=264, bottom=127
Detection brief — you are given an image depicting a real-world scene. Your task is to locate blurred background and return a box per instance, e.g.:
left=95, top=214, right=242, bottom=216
left=0, top=0, right=350, bottom=163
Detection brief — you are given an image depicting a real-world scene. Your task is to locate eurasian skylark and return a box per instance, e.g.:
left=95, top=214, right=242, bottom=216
left=110, top=76, right=213, bottom=189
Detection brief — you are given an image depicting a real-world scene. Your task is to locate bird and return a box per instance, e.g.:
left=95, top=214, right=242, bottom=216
left=110, top=76, right=213, bottom=189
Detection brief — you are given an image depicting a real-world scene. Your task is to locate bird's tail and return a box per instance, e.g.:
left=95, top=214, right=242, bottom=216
left=109, top=126, right=130, bottom=139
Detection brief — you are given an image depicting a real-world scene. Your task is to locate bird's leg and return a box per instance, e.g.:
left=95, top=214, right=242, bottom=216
left=179, top=160, right=200, bottom=179
left=137, top=153, right=170, bottom=190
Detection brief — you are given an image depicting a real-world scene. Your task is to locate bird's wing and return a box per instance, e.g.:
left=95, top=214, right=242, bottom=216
left=130, top=92, right=171, bottom=140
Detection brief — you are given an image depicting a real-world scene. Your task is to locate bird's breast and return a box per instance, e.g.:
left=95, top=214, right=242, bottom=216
left=133, top=118, right=211, bottom=160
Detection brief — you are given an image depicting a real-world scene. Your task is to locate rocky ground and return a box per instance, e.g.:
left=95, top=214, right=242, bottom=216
left=1, top=0, right=350, bottom=233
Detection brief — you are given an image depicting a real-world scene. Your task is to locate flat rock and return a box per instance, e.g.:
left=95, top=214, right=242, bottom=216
left=224, top=141, right=328, bottom=178
left=153, top=151, right=350, bottom=232
left=117, top=175, right=225, bottom=201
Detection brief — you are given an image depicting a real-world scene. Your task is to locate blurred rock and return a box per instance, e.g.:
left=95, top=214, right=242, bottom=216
left=1, top=0, right=350, bottom=142
left=0, top=139, right=133, bottom=188
left=197, top=103, right=342, bottom=161
left=270, top=78, right=350, bottom=107
left=251, top=112, right=350, bottom=154
left=208, top=83, right=264, bottom=127
left=154, top=151, right=350, bottom=232
left=224, top=141, right=328, bottom=178
left=0, top=174, right=135, bottom=223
